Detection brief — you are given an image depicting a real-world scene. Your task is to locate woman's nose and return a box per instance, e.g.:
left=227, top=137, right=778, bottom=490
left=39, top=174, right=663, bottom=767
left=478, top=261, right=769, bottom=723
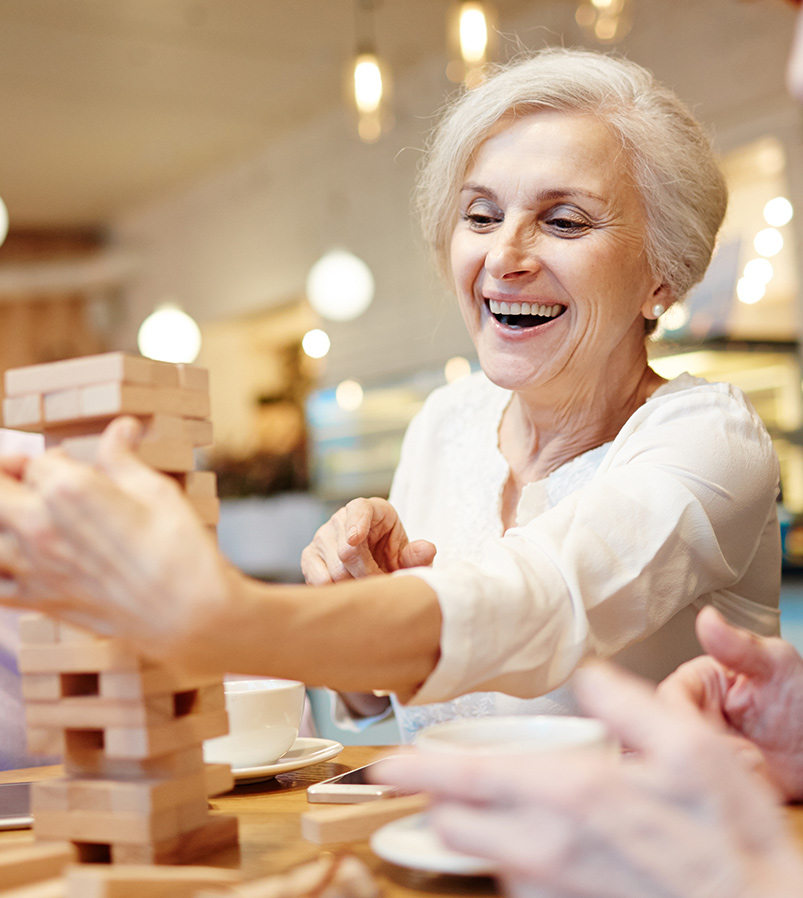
left=484, top=223, right=539, bottom=279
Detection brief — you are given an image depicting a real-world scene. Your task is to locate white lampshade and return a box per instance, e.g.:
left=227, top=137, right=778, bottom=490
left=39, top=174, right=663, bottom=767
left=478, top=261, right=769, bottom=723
left=306, top=250, right=375, bottom=322
left=137, top=302, right=202, bottom=363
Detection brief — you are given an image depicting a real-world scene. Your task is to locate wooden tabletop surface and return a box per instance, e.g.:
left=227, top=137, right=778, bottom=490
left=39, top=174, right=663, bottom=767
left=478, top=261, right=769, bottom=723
left=2, top=745, right=803, bottom=896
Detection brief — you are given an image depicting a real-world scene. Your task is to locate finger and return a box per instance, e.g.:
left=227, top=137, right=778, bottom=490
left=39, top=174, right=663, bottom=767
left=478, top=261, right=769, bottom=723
left=300, top=547, right=336, bottom=586
left=574, top=663, right=694, bottom=756
left=343, top=498, right=377, bottom=547
left=0, top=455, right=32, bottom=480
left=695, top=606, right=774, bottom=681
left=656, top=656, right=730, bottom=722
left=399, top=539, right=437, bottom=569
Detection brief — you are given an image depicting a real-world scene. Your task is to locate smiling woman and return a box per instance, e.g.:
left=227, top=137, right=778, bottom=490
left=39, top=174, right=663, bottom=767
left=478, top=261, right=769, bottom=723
left=0, top=48, right=783, bottom=744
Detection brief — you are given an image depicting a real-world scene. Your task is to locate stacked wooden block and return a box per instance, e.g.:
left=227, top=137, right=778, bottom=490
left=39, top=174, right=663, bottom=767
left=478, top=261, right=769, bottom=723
left=2, top=352, right=238, bottom=864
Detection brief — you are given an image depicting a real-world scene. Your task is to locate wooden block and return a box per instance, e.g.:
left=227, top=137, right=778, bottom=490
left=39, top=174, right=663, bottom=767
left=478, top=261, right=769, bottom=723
left=176, top=364, right=209, bottom=392
left=43, top=389, right=82, bottom=423
left=301, top=793, right=429, bottom=844
left=59, top=433, right=195, bottom=472
left=18, top=614, right=59, bottom=644
left=204, top=762, right=234, bottom=798
left=21, top=673, right=62, bottom=701
left=56, top=622, right=98, bottom=643
left=80, top=383, right=210, bottom=421
left=187, top=495, right=220, bottom=525
left=64, top=864, right=241, bottom=898
left=5, top=353, right=159, bottom=397
left=184, top=418, right=214, bottom=447
left=1, top=878, right=67, bottom=898
left=109, top=812, right=238, bottom=865
left=103, top=709, right=230, bottom=759
left=3, top=394, right=43, bottom=430
left=18, top=639, right=141, bottom=674
left=26, top=695, right=175, bottom=730
left=178, top=470, right=218, bottom=498
left=65, top=745, right=205, bottom=781
left=99, top=667, right=223, bottom=701
left=0, top=841, right=75, bottom=889
left=26, top=727, right=64, bottom=756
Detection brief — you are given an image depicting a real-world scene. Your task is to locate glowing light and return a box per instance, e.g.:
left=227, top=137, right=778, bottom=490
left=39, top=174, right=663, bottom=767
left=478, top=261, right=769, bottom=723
left=736, top=277, right=765, bottom=305
left=445, top=356, right=472, bottom=383
left=743, top=258, right=774, bottom=285
left=459, top=3, right=488, bottom=64
left=354, top=54, right=383, bottom=115
left=137, top=303, right=202, bottom=363
left=753, top=228, right=784, bottom=258
left=0, top=196, right=8, bottom=248
left=763, top=196, right=793, bottom=228
left=336, top=379, right=364, bottom=412
left=302, top=328, right=331, bottom=359
left=661, top=303, right=690, bottom=331
left=306, top=250, right=375, bottom=322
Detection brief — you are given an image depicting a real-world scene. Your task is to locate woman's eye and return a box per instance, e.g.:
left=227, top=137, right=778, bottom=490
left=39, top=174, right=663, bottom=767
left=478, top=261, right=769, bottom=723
left=462, top=202, right=502, bottom=229
left=545, top=216, right=589, bottom=233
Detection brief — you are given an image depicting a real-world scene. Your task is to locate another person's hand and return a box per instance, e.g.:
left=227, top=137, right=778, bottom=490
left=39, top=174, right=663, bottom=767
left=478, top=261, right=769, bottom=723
left=301, top=497, right=436, bottom=585
left=375, top=664, right=803, bottom=898
left=0, top=417, right=237, bottom=670
left=658, top=605, right=803, bottom=802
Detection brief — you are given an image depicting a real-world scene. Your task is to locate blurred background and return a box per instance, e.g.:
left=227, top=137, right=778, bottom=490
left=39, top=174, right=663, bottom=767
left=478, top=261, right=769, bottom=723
left=0, top=0, right=802, bottom=739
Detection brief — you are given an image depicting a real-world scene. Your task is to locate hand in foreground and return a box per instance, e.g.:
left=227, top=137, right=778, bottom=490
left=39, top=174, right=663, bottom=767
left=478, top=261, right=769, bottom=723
left=658, top=605, right=803, bottom=802
left=301, top=496, right=435, bottom=585
left=0, top=417, right=236, bottom=670
left=375, top=664, right=803, bottom=898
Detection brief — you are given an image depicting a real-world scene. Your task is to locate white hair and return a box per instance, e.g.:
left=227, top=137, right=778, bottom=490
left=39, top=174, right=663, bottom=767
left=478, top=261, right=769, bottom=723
left=417, top=47, right=728, bottom=304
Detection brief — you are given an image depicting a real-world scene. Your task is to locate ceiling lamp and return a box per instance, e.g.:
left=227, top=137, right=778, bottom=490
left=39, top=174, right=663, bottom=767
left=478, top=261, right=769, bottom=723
left=447, top=2, right=491, bottom=86
left=306, top=250, right=375, bottom=322
left=575, top=0, right=633, bottom=43
left=0, top=196, right=8, bottom=248
left=353, top=0, right=387, bottom=142
left=137, top=302, right=202, bottom=363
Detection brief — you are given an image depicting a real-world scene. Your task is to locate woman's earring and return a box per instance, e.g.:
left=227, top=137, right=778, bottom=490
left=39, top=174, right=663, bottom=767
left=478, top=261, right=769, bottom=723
left=651, top=303, right=665, bottom=318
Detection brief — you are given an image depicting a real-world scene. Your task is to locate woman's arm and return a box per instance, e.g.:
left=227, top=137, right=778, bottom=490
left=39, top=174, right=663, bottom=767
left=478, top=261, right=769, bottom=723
left=0, top=418, right=442, bottom=697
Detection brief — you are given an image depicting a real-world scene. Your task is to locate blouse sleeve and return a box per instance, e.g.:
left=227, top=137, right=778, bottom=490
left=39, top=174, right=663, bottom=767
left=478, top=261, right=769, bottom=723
left=398, top=382, right=780, bottom=705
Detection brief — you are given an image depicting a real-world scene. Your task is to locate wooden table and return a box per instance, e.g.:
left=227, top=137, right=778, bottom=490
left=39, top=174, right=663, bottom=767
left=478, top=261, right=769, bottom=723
left=3, top=746, right=803, bottom=897
left=0, top=747, right=495, bottom=897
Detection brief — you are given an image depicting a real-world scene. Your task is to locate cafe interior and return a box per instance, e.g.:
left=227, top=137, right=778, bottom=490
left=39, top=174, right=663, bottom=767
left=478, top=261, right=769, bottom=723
left=1, top=0, right=803, bottom=746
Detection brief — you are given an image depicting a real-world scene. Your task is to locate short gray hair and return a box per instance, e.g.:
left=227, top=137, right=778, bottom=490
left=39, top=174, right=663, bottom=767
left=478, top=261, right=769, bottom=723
left=417, top=47, right=728, bottom=302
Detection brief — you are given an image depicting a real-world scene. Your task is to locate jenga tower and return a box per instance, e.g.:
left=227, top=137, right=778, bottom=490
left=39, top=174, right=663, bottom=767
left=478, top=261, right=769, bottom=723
left=3, top=352, right=239, bottom=864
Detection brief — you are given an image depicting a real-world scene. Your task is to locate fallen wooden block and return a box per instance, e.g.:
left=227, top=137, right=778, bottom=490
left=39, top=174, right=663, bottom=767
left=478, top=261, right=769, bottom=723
left=64, top=862, right=241, bottom=898
left=301, top=793, right=429, bottom=844
left=0, top=841, right=75, bottom=890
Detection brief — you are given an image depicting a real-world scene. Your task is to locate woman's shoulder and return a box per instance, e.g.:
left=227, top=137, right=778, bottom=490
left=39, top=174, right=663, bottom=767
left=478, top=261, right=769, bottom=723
left=649, top=371, right=763, bottom=419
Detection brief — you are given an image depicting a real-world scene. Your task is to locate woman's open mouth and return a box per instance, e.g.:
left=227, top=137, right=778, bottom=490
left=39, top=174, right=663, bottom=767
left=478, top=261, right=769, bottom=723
left=488, top=299, right=567, bottom=329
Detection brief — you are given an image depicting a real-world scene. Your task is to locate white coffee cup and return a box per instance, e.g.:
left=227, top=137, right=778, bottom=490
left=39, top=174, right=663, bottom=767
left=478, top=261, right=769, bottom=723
left=203, top=678, right=306, bottom=769
left=414, top=715, right=617, bottom=757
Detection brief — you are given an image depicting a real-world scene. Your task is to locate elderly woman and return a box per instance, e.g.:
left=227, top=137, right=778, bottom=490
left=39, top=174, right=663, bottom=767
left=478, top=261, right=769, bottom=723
left=0, top=48, right=781, bottom=740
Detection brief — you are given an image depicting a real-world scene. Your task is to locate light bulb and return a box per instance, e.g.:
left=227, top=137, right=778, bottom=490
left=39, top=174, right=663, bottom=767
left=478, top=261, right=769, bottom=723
left=0, top=196, right=8, bottom=248
left=302, top=328, right=331, bottom=359
left=754, top=228, right=784, bottom=258
left=354, top=54, right=383, bottom=115
left=763, top=196, right=793, bottom=227
left=306, top=250, right=375, bottom=322
left=336, top=379, right=364, bottom=411
left=137, top=302, right=202, bottom=363
left=459, top=3, right=488, bottom=64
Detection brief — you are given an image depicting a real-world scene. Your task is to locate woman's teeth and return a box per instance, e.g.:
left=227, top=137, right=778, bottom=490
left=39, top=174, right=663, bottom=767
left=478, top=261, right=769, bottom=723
left=488, top=299, right=565, bottom=328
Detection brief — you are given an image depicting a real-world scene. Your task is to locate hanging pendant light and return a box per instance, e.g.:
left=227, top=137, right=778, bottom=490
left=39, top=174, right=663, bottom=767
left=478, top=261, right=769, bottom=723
left=576, top=0, right=633, bottom=44
left=352, top=0, right=388, bottom=142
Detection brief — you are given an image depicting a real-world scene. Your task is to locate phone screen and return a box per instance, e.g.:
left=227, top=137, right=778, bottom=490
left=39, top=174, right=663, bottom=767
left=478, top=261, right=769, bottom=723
left=0, top=782, right=33, bottom=830
left=306, top=759, right=404, bottom=803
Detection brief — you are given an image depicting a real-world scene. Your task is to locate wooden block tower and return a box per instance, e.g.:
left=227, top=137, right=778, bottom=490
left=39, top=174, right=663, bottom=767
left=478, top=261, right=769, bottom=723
left=2, top=352, right=239, bottom=864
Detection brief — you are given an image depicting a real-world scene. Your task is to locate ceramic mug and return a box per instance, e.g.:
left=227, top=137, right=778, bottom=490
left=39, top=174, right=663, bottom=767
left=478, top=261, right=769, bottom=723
left=203, top=678, right=306, bottom=769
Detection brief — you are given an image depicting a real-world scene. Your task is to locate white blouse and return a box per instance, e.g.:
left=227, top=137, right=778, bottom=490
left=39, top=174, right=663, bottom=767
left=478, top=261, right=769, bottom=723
left=387, top=372, right=781, bottom=742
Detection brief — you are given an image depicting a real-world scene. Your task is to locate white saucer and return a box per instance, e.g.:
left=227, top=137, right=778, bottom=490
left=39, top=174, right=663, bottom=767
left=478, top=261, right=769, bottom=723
left=231, top=737, right=343, bottom=783
left=371, top=812, right=497, bottom=876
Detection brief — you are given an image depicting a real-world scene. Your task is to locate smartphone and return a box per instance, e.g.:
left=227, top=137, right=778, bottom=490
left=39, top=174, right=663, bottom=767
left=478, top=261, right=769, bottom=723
left=306, top=759, right=406, bottom=804
left=0, top=781, right=33, bottom=830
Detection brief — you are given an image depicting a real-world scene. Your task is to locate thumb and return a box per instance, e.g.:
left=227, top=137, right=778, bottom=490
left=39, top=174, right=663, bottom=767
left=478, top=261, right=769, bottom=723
left=95, top=417, right=150, bottom=483
left=695, top=606, right=773, bottom=681
left=399, top=539, right=437, bottom=569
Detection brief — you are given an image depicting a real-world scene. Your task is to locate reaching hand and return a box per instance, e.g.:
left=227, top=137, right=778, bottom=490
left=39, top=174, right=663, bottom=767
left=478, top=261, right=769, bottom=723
left=0, top=416, right=236, bottom=670
left=658, top=605, right=803, bottom=802
left=375, top=663, right=803, bottom=898
left=300, top=496, right=436, bottom=585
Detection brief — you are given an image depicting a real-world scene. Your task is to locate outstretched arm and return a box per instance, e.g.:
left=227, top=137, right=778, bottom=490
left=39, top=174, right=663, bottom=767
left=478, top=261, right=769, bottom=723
left=0, top=417, right=442, bottom=697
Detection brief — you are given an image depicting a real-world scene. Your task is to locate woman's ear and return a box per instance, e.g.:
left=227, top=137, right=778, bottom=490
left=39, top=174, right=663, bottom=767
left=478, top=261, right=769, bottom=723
left=642, top=283, right=674, bottom=320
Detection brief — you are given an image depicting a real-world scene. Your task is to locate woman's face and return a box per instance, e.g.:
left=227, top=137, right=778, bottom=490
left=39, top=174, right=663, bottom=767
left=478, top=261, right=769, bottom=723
left=450, top=110, right=667, bottom=398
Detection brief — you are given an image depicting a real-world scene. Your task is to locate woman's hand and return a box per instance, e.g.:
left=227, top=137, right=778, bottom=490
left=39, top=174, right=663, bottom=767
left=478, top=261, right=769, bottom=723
left=375, top=664, right=803, bottom=898
left=301, top=497, right=436, bottom=585
left=658, top=605, right=803, bottom=802
left=0, top=417, right=236, bottom=671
